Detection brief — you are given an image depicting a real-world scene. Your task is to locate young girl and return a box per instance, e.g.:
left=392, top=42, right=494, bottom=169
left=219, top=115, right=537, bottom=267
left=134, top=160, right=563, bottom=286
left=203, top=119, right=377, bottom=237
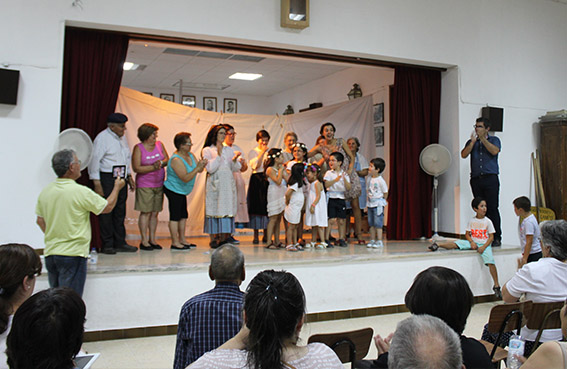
left=304, top=164, right=328, bottom=248
left=284, top=163, right=306, bottom=251
left=286, top=143, right=309, bottom=245
left=264, top=148, right=287, bottom=249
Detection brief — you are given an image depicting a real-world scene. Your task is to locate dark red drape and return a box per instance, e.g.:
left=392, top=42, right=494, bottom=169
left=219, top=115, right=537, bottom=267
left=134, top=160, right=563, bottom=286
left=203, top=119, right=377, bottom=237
left=387, top=66, right=441, bottom=240
left=60, top=27, right=129, bottom=249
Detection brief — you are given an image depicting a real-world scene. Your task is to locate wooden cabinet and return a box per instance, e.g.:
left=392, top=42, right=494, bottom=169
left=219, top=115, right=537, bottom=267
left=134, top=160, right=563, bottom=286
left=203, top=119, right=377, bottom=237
left=540, top=120, right=567, bottom=220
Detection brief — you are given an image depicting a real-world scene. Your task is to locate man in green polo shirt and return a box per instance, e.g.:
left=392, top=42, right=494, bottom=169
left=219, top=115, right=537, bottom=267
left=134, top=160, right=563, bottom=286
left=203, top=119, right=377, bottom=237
left=36, top=149, right=125, bottom=296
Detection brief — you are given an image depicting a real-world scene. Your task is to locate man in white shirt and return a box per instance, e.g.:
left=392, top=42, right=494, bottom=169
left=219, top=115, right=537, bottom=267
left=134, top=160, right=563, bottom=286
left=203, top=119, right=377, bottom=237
left=88, top=113, right=137, bottom=254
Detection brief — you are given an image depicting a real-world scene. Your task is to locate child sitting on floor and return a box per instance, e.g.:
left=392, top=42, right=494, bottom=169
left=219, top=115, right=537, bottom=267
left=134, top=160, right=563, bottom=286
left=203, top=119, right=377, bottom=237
left=429, top=197, right=501, bottom=299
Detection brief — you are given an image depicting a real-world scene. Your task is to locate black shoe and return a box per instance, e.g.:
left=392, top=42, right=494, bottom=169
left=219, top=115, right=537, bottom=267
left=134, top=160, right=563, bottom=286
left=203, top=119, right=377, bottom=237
left=329, top=235, right=337, bottom=242
left=428, top=242, right=439, bottom=251
left=493, top=286, right=502, bottom=299
left=140, top=243, right=153, bottom=251
left=226, top=236, right=240, bottom=244
left=181, top=243, right=197, bottom=249
left=492, top=239, right=502, bottom=247
left=102, top=248, right=116, bottom=255
left=325, top=240, right=334, bottom=248
left=115, top=244, right=138, bottom=253
left=149, top=242, right=162, bottom=250
left=338, top=239, right=348, bottom=247
left=210, top=240, right=220, bottom=249
left=171, top=244, right=190, bottom=250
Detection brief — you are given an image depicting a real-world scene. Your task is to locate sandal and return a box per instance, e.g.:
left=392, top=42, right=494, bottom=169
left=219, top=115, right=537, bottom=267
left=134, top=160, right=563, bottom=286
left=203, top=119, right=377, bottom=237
left=266, top=243, right=279, bottom=250
left=294, top=243, right=305, bottom=251
left=286, top=244, right=299, bottom=252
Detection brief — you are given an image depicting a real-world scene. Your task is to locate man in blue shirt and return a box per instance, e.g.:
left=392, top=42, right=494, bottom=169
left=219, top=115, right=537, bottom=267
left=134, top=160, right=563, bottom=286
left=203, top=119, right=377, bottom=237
left=461, top=117, right=502, bottom=246
left=173, top=244, right=245, bottom=368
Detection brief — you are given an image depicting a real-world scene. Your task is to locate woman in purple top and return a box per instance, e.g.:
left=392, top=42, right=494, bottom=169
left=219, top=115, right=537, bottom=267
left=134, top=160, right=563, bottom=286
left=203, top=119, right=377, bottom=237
left=132, top=123, right=169, bottom=251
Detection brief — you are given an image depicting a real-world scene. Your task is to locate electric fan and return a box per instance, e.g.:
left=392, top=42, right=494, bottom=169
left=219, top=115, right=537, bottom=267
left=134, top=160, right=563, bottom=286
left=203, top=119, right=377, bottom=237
left=419, top=144, right=452, bottom=240
left=54, top=128, right=93, bottom=170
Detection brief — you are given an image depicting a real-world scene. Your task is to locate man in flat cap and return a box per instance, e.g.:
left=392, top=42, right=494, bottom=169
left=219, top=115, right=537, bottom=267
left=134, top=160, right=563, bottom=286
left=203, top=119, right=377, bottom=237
left=89, top=113, right=138, bottom=254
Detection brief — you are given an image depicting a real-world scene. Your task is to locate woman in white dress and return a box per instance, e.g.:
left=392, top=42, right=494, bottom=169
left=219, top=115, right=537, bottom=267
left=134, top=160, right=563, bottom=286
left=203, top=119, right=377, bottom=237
left=190, top=270, right=343, bottom=369
left=0, top=243, right=42, bottom=369
left=201, top=125, right=242, bottom=248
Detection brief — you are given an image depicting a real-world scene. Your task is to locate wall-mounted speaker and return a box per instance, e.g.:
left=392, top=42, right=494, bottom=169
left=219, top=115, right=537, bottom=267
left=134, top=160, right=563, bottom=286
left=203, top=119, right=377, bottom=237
left=481, top=106, right=503, bottom=132
left=0, top=68, right=20, bottom=105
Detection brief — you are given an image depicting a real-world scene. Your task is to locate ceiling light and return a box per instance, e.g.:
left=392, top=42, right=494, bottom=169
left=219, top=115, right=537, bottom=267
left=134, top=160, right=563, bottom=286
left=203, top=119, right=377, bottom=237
left=123, top=62, right=146, bottom=71
left=229, top=72, right=263, bottom=81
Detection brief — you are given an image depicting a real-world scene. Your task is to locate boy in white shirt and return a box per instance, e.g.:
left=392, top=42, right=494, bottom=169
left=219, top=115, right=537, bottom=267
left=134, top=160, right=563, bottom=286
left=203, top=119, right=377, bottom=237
left=366, top=158, right=388, bottom=248
left=513, top=196, right=542, bottom=267
left=323, top=152, right=351, bottom=247
left=429, top=197, right=501, bottom=299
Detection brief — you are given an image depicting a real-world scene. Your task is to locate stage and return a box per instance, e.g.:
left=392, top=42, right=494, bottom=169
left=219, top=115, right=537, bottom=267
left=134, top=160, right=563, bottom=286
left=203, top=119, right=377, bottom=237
left=35, top=227, right=522, bottom=340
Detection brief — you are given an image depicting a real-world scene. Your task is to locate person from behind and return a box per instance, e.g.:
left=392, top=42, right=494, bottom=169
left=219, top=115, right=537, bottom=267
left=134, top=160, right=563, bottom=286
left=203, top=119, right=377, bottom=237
left=388, top=315, right=463, bottom=369
left=429, top=197, right=501, bottom=298
left=513, top=196, right=542, bottom=267
left=324, top=151, right=351, bottom=247
left=174, top=244, right=245, bottom=369
left=284, top=163, right=306, bottom=252
left=6, top=287, right=86, bottom=369
left=304, top=164, right=328, bottom=248
left=190, top=270, right=343, bottom=368
left=366, top=158, right=388, bottom=248
left=0, top=244, right=42, bottom=369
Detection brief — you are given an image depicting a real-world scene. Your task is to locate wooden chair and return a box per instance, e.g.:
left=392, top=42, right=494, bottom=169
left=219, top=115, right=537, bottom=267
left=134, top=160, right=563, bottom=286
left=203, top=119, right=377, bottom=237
left=479, top=301, right=533, bottom=367
left=308, top=327, right=374, bottom=368
left=524, top=301, right=564, bottom=356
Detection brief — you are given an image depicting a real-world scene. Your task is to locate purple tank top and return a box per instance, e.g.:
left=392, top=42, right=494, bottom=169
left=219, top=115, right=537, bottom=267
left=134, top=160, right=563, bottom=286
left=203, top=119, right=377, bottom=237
left=136, top=142, right=165, bottom=188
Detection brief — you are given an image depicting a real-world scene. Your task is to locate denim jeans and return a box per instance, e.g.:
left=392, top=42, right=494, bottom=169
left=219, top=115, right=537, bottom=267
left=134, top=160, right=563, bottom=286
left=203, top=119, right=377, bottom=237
left=45, top=255, right=87, bottom=297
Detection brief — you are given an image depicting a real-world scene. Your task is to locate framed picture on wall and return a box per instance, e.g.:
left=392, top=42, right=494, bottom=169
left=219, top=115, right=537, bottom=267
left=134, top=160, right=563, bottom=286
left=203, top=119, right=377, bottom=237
left=224, top=98, right=237, bottom=113
left=374, top=125, right=384, bottom=147
left=373, top=103, right=384, bottom=123
left=182, top=95, right=196, bottom=107
left=160, top=93, right=174, bottom=102
left=203, top=97, right=217, bottom=112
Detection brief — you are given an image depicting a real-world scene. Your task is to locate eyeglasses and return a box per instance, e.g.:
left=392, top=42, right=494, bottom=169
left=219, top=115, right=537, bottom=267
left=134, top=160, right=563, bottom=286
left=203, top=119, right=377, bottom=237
left=73, top=160, right=81, bottom=166
left=184, top=142, right=193, bottom=146
left=473, top=125, right=485, bottom=128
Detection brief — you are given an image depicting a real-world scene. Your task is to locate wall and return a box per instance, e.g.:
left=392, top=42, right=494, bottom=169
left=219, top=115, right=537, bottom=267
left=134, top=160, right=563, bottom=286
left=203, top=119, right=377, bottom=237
left=1, top=0, right=566, bottom=248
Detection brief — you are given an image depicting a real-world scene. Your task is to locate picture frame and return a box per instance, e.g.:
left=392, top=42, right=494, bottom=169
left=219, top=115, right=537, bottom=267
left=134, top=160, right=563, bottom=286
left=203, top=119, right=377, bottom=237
left=281, top=0, right=310, bottom=29
left=182, top=95, right=196, bottom=108
left=373, top=103, right=384, bottom=123
left=224, top=98, right=237, bottom=114
left=203, top=97, right=217, bottom=112
left=374, top=125, right=384, bottom=147
left=160, top=93, right=174, bottom=102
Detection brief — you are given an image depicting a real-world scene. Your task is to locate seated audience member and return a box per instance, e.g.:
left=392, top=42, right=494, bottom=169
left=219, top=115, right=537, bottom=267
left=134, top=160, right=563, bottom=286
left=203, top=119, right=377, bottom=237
left=0, top=244, right=42, bottom=369
left=482, top=219, right=567, bottom=351
left=518, top=299, right=567, bottom=368
left=190, top=270, right=343, bottom=368
left=356, top=266, right=491, bottom=368
left=174, top=244, right=245, bottom=369
left=388, top=315, right=463, bottom=369
left=6, top=287, right=86, bottom=369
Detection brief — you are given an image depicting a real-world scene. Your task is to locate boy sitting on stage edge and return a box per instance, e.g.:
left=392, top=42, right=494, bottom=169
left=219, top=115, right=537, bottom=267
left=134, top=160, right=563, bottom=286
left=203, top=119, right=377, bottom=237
left=428, top=197, right=501, bottom=299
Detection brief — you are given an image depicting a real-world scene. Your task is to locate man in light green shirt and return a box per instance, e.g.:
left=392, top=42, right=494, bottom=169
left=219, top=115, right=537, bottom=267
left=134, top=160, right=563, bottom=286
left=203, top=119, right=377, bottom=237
left=36, top=149, right=124, bottom=296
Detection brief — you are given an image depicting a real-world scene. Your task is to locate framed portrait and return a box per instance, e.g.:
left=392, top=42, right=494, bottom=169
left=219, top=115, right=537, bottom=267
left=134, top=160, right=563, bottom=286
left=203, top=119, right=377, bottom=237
left=224, top=98, right=237, bottom=114
left=143, top=92, right=153, bottom=96
left=182, top=95, right=196, bottom=108
left=203, top=97, right=217, bottom=112
left=160, top=93, right=174, bottom=102
left=374, top=125, right=384, bottom=147
left=373, top=103, right=384, bottom=123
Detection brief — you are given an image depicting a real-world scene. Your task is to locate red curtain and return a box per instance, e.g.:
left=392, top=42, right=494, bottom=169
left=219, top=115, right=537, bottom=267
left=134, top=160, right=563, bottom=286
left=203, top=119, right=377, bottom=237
left=387, top=66, right=441, bottom=240
left=60, top=27, right=129, bottom=249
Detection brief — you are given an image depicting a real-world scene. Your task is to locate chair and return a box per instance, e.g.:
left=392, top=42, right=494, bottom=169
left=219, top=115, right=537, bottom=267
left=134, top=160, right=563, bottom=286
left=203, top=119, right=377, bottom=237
left=308, top=327, right=373, bottom=368
left=524, top=301, right=564, bottom=356
left=479, top=301, right=533, bottom=367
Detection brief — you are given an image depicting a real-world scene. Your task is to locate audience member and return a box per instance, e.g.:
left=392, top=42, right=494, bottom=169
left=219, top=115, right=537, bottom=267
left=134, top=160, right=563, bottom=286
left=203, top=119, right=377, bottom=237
left=6, top=287, right=86, bottom=369
left=0, top=244, right=42, bottom=369
left=36, top=149, right=125, bottom=296
left=173, top=244, right=245, bottom=369
left=388, top=315, right=463, bottom=369
left=190, top=270, right=343, bottom=368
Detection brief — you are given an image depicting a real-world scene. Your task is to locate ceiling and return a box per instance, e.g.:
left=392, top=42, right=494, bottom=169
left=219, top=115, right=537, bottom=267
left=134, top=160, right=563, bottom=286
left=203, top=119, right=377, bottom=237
left=121, top=41, right=357, bottom=97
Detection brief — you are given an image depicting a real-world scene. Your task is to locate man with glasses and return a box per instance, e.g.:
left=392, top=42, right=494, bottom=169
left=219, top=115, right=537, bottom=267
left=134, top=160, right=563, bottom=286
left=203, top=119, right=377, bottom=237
left=461, top=117, right=502, bottom=246
left=36, top=149, right=125, bottom=296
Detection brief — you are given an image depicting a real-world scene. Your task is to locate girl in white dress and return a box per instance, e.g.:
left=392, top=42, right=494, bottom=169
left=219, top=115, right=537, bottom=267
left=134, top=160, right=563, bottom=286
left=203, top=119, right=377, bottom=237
left=304, top=164, right=328, bottom=248
left=265, top=149, right=287, bottom=248
left=285, top=163, right=306, bottom=251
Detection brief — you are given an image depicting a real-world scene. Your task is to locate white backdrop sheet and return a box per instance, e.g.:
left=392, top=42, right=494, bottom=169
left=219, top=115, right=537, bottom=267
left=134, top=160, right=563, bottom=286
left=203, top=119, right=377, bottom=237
left=117, top=87, right=376, bottom=234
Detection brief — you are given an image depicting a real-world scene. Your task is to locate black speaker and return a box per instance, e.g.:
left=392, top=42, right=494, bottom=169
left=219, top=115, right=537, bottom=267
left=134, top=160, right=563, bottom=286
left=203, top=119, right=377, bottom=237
left=481, top=106, right=503, bottom=132
left=0, top=68, right=20, bottom=105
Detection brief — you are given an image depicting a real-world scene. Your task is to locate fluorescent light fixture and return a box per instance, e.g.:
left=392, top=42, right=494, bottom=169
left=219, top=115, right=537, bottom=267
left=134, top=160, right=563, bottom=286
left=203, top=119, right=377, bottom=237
left=123, top=62, right=146, bottom=71
left=229, top=72, right=263, bottom=81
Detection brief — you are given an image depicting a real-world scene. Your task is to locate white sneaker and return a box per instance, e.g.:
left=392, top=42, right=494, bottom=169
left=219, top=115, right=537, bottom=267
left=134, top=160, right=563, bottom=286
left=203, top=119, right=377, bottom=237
left=376, top=240, right=384, bottom=248
left=367, top=240, right=376, bottom=248
left=305, top=242, right=314, bottom=248
left=316, top=242, right=327, bottom=249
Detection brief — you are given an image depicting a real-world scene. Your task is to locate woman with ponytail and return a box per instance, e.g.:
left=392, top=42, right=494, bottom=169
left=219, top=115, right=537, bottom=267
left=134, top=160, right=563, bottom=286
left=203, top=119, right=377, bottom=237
left=190, top=270, right=342, bottom=369
left=0, top=243, right=42, bottom=369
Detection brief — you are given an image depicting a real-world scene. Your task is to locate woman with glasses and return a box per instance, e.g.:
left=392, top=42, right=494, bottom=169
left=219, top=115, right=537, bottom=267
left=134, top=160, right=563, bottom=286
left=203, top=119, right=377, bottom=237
left=163, top=132, right=207, bottom=250
left=0, top=243, right=42, bottom=369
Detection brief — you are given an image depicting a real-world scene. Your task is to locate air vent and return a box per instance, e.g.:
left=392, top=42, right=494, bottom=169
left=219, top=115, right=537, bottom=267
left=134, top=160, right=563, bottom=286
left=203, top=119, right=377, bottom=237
left=172, top=81, right=230, bottom=91
left=163, top=48, right=200, bottom=56
left=230, top=55, right=265, bottom=62
left=196, top=51, right=232, bottom=59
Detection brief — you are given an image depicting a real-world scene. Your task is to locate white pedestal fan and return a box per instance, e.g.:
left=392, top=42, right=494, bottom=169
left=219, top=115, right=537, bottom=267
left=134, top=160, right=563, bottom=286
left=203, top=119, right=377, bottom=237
left=419, top=144, right=452, bottom=241
left=54, top=128, right=93, bottom=171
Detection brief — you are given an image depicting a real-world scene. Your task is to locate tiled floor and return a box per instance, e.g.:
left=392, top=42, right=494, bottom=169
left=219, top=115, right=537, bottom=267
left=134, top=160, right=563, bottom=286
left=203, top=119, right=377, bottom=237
left=82, top=301, right=497, bottom=369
